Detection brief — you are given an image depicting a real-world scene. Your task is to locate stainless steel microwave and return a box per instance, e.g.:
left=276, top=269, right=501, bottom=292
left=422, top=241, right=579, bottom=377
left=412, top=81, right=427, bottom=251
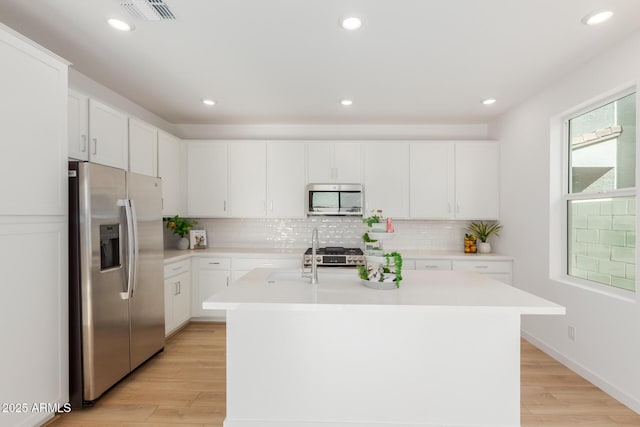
left=306, top=183, right=363, bottom=216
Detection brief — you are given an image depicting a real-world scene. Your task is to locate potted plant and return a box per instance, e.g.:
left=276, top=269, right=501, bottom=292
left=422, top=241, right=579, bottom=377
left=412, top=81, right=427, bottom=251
left=466, top=221, right=502, bottom=253
left=164, top=215, right=198, bottom=250
left=363, top=209, right=386, bottom=231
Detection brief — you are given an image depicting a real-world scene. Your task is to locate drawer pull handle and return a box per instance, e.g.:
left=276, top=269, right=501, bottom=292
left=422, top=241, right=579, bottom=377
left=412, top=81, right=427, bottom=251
left=172, top=266, right=182, bottom=271
left=475, top=265, right=489, bottom=269
left=209, top=262, right=221, bottom=265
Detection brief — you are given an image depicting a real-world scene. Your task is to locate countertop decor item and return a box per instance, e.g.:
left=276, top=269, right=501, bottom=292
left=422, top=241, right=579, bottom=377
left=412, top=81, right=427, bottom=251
left=358, top=251, right=403, bottom=288
left=164, top=215, right=198, bottom=250
left=467, top=221, right=502, bottom=253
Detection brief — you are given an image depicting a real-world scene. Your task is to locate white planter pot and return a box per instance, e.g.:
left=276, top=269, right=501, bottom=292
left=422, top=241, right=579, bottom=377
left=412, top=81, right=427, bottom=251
left=477, top=242, right=491, bottom=253
left=177, top=237, right=189, bottom=250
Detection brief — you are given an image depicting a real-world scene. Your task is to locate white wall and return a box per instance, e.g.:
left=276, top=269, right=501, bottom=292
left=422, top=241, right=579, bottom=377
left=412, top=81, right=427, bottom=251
left=492, top=30, right=640, bottom=412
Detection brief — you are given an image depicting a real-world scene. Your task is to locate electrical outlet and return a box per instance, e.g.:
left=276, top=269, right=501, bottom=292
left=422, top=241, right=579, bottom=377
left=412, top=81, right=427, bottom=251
left=568, top=325, right=576, bottom=341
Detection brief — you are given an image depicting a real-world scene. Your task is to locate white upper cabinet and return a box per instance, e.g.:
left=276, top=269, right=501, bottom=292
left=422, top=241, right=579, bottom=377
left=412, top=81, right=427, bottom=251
left=454, top=142, right=499, bottom=220
left=88, top=99, right=129, bottom=170
left=68, top=90, right=89, bottom=161
left=229, top=142, right=267, bottom=217
left=267, top=142, right=306, bottom=218
left=410, top=143, right=455, bottom=218
left=128, top=118, right=158, bottom=177
left=187, top=141, right=228, bottom=217
left=307, top=142, right=361, bottom=183
left=364, top=142, right=410, bottom=218
left=410, top=141, right=499, bottom=220
left=158, top=131, right=185, bottom=216
left=0, top=26, right=68, bottom=216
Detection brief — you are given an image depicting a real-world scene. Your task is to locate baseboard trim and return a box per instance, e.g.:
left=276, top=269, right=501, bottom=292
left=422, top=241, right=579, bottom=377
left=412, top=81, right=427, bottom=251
left=521, top=330, right=640, bottom=415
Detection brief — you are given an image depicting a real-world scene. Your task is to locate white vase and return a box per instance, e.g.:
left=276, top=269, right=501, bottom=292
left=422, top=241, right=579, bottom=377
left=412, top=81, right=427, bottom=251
left=177, top=237, right=189, bottom=250
left=477, top=242, right=491, bottom=253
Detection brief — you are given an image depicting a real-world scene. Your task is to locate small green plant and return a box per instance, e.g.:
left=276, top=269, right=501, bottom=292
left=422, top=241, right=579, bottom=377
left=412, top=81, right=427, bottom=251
left=164, top=215, right=197, bottom=238
left=467, top=221, right=502, bottom=243
left=362, top=209, right=383, bottom=227
left=357, top=265, right=369, bottom=280
left=362, top=232, right=378, bottom=242
left=385, top=252, right=403, bottom=287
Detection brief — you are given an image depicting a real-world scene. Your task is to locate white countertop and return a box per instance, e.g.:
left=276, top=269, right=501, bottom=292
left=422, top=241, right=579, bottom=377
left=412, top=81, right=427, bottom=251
left=164, top=247, right=513, bottom=263
left=203, top=268, right=564, bottom=315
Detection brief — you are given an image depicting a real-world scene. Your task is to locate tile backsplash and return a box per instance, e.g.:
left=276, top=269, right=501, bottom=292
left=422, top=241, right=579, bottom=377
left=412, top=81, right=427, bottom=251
left=166, top=217, right=472, bottom=251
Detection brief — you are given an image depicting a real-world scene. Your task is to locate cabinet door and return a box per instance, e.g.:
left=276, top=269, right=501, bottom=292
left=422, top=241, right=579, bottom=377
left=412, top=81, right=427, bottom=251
left=88, top=99, right=129, bottom=170
left=410, top=143, right=454, bottom=218
left=0, top=28, right=68, bottom=216
left=197, top=269, right=229, bottom=318
left=163, top=277, right=175, bottom=335
left=68, top=90, right=89, bottom=161
left=128, top=118, right=158, bottom=177
left=334, top=142, right=362, bottom=182
left=158, top=131, right=185, bottom=216
left=307, top=143, right=334, bottom=182
left=187, top=142, right=228, bottom=217
left=363, top=142, right=409, bottom=218
left=229, top=142, right=267, bottom=217
left=268, top=142, right=305, bottom=218
left=455, top=142, right=499, bottom=220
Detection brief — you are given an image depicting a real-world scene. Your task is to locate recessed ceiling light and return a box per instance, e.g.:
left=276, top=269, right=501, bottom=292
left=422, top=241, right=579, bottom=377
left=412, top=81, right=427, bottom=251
left=202, top=99, right=216, bottom=106
left=482, top=98, right=497, bottom=105
left=107, top=18, right=134, bottom=32
left=341, top=17, right=362, bottom=31
left=341, top=99, right=353, bottom=106
left=582, top=10, right=613, bottom=26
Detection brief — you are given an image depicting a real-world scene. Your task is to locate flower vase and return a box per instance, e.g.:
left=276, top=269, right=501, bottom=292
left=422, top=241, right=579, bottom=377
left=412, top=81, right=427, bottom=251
left=177, top=237, right=189, bottom=250
left=477, top=242, right=491, bottom=253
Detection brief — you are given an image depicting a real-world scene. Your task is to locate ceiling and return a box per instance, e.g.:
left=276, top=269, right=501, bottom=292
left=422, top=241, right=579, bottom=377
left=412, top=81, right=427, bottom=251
left=1, top=0, right=640, bottom=126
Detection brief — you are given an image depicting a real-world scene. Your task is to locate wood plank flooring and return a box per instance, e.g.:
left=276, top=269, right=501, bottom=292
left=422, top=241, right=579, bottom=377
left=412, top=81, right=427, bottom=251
left=47, top=322, right=640, bottom=427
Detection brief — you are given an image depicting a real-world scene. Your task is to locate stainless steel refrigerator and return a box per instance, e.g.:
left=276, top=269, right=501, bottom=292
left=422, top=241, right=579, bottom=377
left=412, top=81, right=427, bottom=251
left=68, top=161, right=164, bottom=407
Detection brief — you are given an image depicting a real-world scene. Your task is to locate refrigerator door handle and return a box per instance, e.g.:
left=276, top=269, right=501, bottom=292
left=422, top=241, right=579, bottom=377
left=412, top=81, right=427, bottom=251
left=118, top=198, right=135, bottom=300
left=129, top=200, right=139, bottom=298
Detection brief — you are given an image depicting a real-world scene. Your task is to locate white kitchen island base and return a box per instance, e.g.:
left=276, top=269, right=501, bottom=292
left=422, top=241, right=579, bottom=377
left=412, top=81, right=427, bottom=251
left=205, top=269, right=565, bottom=427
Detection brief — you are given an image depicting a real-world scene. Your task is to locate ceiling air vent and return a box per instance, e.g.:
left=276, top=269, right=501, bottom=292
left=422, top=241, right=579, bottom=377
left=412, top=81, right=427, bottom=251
left=119, top=0, right=176, bottom=20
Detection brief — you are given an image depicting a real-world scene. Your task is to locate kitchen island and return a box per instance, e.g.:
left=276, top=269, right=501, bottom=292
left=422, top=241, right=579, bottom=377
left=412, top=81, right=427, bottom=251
left=203, top=268, right=564, bottom=427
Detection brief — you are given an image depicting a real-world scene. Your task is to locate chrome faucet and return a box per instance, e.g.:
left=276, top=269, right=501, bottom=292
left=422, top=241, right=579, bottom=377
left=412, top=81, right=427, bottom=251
left=310, top=227, right=319, bottom=284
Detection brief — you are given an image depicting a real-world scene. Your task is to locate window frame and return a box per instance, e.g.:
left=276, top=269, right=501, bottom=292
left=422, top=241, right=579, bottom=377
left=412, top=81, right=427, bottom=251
left=561, top=87, right=637, bottom=296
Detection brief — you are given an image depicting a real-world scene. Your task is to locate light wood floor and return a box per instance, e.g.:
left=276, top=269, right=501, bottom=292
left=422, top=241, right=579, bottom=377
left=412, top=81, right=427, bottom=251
left=47, top=322, right=640, bottom=427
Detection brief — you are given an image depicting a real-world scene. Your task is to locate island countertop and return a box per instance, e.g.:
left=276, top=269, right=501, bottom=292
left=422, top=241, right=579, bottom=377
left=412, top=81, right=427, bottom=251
left=203, top=268, right=565, bottom=315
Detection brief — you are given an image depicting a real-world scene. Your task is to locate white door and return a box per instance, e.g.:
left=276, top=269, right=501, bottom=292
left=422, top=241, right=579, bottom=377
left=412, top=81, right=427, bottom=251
left=268, top=142, right=306, bottom=218
left=197, top=269, right=229, bottom=318
left=187, top=141, right=228, bottom=217
left=68, top=90, right=89, bottom=161
left=229, top=142, right=267, bottom=217
left=158, top=131, right=185, bottom=216
left=307, top=143, right=334, bottom=182
left=128, top=118, right=158, bottom=177
left=455, top=142, right=499, bottom=220
left=89, top=99, right=129, bottom=170
left=363, top=142, right=410, bottom=218
left=334, top=142, right=362, bottom=182
left=410, top=143, right=454, bottom=218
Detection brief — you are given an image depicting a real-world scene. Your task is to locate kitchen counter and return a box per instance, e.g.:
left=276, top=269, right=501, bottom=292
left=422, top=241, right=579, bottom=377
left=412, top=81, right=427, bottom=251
left=164, top=247, right=513, bottom=262
left=203, top=268, right=563, bottom=427
left=163, top=246, right=306, bottom=262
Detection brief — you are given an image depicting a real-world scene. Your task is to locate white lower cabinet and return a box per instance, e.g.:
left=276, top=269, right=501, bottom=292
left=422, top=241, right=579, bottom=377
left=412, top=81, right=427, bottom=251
left=163, top=259, right=191, bottom=336
left=452, top=260, right=513, bottom=285
left=415, top=259, right=453, bottom=271
left=194, top=256, right=231, bottom=319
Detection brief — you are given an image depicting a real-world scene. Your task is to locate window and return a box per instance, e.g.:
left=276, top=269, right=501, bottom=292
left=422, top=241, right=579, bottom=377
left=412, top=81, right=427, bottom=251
left=565, top=92, right=636, bottom=291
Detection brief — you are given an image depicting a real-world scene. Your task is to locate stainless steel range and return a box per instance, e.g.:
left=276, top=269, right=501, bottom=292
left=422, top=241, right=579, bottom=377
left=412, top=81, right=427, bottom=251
left=303, top=246, right=365, bottom=267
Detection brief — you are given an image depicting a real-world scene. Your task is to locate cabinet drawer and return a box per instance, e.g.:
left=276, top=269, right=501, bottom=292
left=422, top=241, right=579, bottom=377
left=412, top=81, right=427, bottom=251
left=232, top=257, right=301, bottom=271
left=452, top=260, right=512, bottom=274
left=164, top=259, right=191, bottom=278
left=199, top=257, right=231, bottom=270
left=415, top=259, right=452, bottom=271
